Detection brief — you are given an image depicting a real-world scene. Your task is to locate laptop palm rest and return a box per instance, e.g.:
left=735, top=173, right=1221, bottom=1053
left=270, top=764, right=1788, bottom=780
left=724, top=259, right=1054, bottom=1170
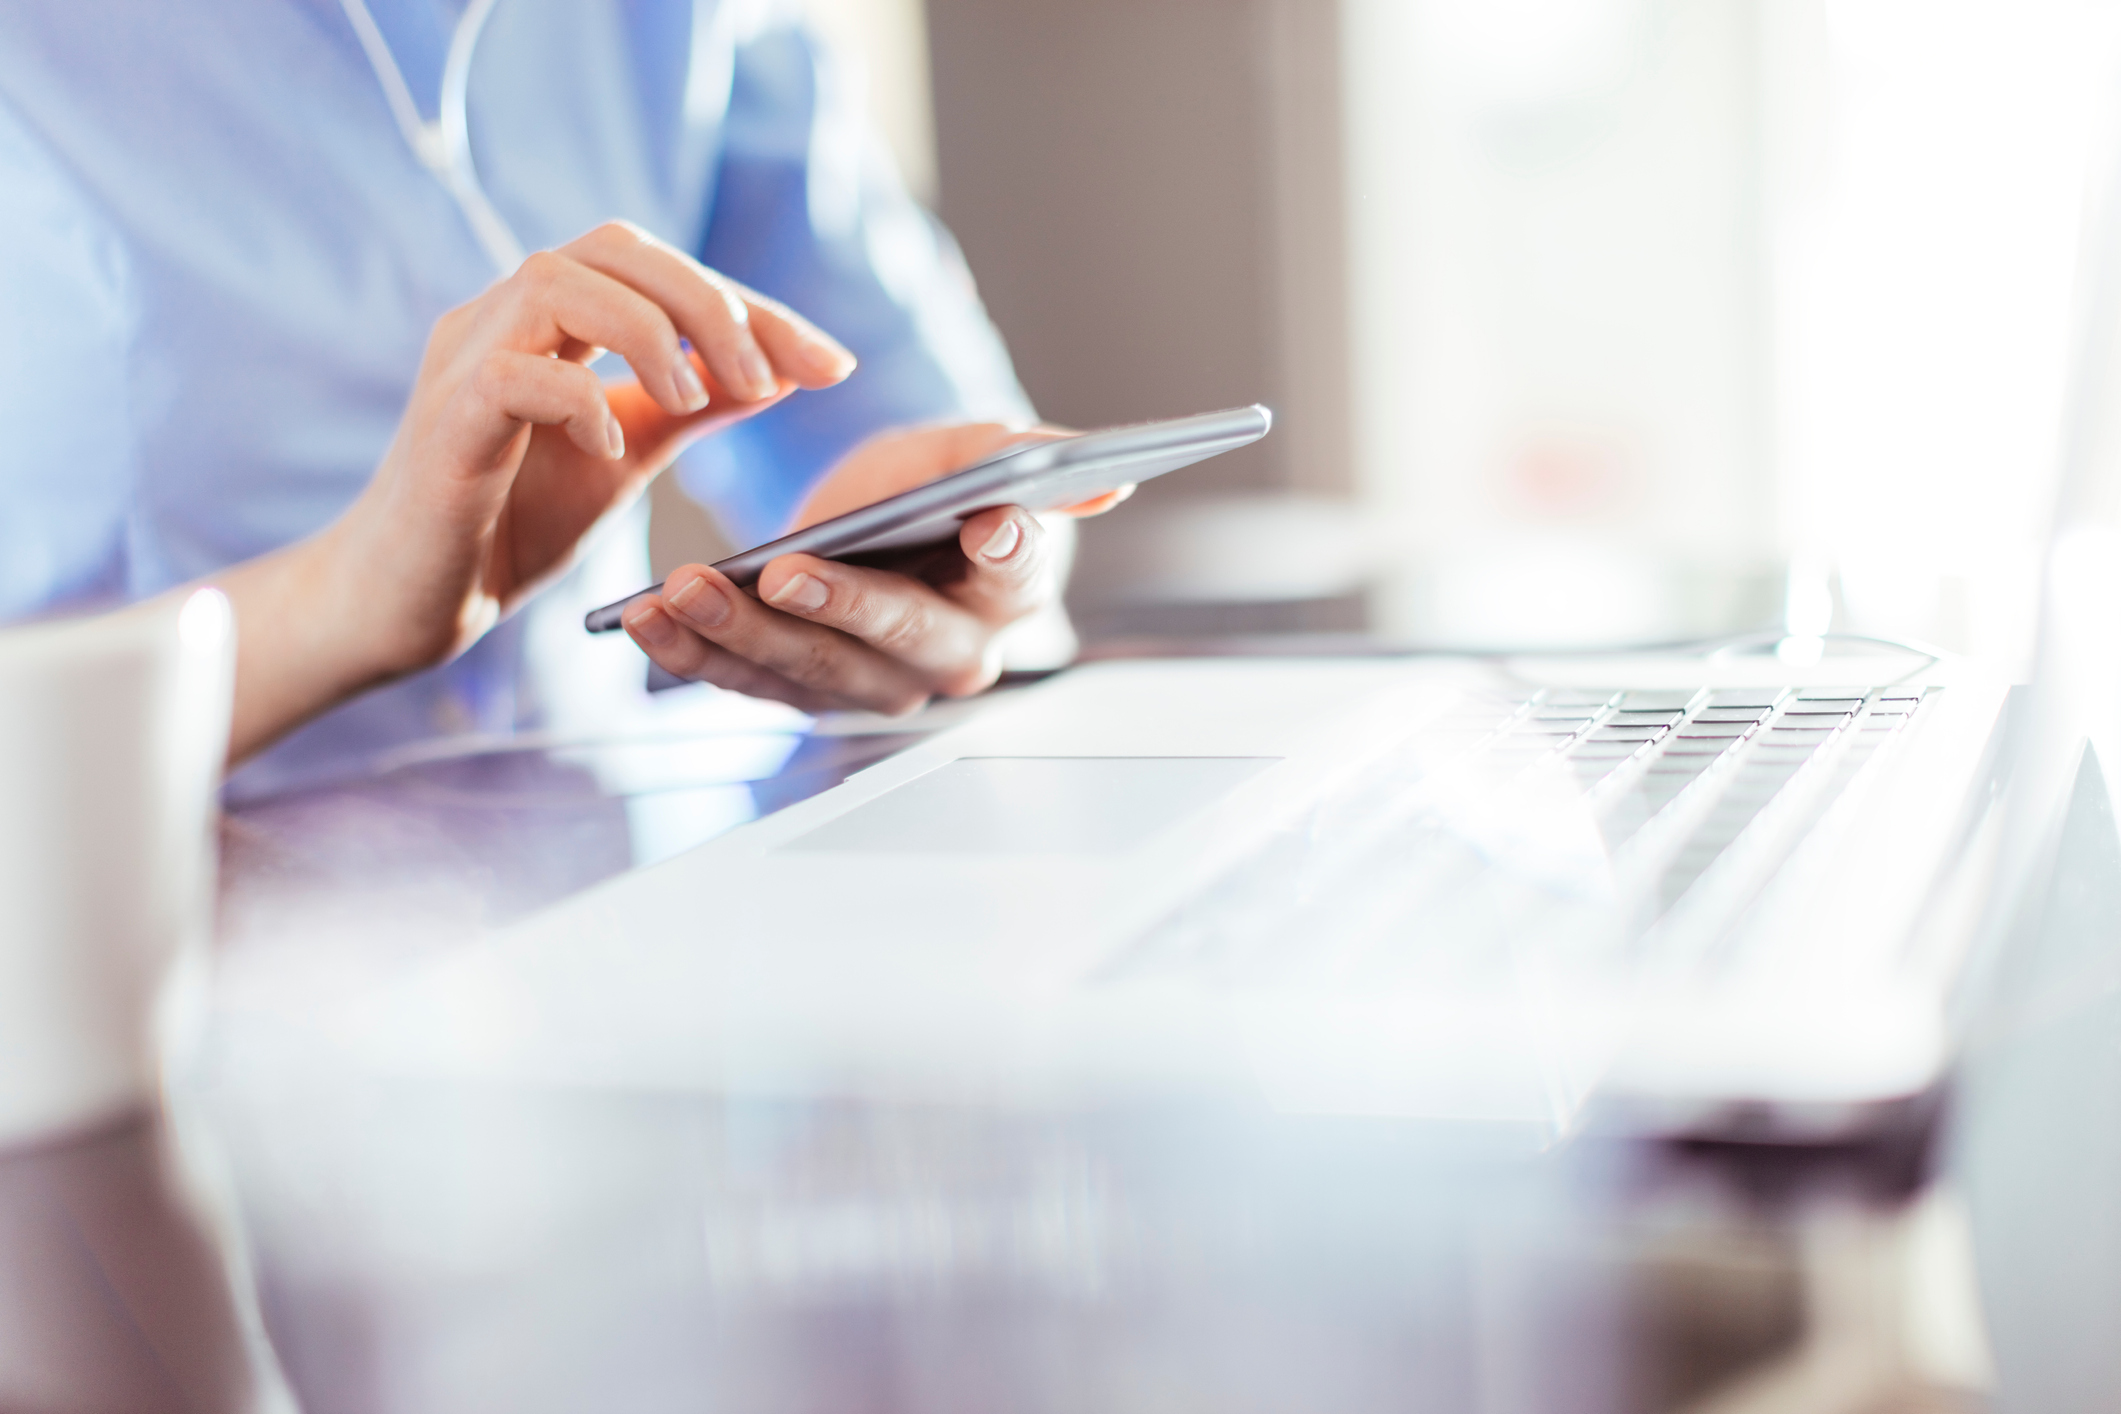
left=782, top=756, right=1279, bottom=856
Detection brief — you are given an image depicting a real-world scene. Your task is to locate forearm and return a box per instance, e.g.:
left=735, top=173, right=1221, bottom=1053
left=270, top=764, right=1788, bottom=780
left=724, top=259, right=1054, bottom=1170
left=203, top=526, right=403, bottom=765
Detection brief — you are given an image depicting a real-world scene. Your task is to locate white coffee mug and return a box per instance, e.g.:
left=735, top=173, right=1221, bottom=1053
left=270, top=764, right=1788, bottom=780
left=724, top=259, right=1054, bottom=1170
left=0, top=590, right=235, bottom=1144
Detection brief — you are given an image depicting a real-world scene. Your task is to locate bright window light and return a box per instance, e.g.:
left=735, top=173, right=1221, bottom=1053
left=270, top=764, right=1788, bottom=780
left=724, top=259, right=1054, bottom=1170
left=1343, top=0, right=2121, bottom=662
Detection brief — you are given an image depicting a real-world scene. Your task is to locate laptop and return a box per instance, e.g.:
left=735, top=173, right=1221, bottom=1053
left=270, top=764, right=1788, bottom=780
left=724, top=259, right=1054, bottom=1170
left=360, top=640, right=2005, bottom=1138
left=352, top=166, right=2121, bottom=1157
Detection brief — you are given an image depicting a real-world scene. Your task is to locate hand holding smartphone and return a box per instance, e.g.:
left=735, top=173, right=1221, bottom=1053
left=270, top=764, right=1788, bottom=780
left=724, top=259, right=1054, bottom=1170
left=584, top=405, right=1271, bottom=633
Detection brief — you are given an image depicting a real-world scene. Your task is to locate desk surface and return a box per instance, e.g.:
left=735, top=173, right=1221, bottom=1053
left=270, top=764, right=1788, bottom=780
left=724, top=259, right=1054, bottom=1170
left=12, top=671, right=2116, bottom=1413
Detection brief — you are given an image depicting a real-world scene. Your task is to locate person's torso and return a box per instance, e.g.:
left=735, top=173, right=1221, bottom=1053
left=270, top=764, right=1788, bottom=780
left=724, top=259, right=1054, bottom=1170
left=0, top=0, right=774, bottom=793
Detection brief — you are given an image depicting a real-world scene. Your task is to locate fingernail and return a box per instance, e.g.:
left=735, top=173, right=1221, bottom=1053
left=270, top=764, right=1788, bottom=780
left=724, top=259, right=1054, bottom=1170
left=673, top=358, right=709, bottom=412
left=667, top=572, right=730, bottom=628
left=604, top=414, right=626, bottom=460
left=623, top=602, right=675, bottom=647
left=810, top=343, right=857, bottom=381
left=978, top=518, right=1022, bottom=562
left=739, top=343, right=776, bottom=399
left=766, top=572, right=828, bottom=613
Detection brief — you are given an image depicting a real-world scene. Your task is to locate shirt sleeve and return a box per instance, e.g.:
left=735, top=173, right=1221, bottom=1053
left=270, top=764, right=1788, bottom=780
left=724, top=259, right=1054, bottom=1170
left=0, top=95, right=134, bottom=619
left=675, top=8, right=1035, bottom=546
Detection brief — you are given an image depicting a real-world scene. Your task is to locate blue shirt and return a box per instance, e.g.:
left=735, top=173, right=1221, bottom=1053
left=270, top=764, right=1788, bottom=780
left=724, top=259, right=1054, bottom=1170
left=0, top=0, right=1030, bottom=795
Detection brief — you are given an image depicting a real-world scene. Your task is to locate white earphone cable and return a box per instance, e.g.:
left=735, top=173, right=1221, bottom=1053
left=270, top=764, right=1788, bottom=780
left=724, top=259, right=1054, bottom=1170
left=337, top=0, right=527, bottom=275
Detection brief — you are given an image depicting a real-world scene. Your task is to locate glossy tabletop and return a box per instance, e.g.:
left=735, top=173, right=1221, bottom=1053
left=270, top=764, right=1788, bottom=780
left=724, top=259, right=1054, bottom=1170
left=8, top=669, right=2117, bottom=1413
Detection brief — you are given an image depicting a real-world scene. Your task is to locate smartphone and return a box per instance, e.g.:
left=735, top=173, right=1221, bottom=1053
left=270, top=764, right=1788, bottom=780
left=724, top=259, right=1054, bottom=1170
left=583, top=404, right=1271, bottom=633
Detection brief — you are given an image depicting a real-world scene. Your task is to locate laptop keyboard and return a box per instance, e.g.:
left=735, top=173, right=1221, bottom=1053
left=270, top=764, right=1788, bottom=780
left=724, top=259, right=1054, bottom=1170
left=1512, top=685, right=1926, bottom=905
left=1111, top=683, right=1930, bottom=984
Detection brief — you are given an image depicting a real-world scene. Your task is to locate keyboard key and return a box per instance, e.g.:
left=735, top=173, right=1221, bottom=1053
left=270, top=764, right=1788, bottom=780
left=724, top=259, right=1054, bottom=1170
left=1611, top=709, right=1687, bottom=726
left=1707, top=690, right=1786, bottom=708
left=1647, top=752, right=1708, bottom=770
left=1593, top=726, right=1668, bottom=742
left=1659, top=861, right=1720, bottom=906
left=1602, top=763, right=1721, bottom=845
left=1796, top=687, right=1871, bottom=700
left=1543, top=689, right=1623, bottom=706
left=1780, top=708, right=1856, bottom=718
left=1677, top=724, right=1750, bottom=738
left=1714, top=793, right=1783, bottom=813
left=1620, top=690, right=1705, bottom=710
left=1694, top=708, right=1772, bottom=723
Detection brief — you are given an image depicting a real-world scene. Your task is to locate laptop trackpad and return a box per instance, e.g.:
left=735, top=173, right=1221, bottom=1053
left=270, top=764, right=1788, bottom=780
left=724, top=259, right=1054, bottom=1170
left=784, top=756, right=1279, bottom=856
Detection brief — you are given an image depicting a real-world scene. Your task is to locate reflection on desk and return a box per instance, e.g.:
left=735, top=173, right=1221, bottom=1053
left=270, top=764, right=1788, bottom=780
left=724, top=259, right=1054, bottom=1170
left=222, top=718, right=928, bottom=932
left=197, top=1060, right=1839, bottom=1414
left=0, top=1115, right=267, bottom=1413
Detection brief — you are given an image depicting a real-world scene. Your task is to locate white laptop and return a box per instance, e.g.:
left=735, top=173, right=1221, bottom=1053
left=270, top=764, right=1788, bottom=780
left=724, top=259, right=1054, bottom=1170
left=352, top=132, right=2121, bottom=1154
left=356, top=625, right=2021, bottom=1143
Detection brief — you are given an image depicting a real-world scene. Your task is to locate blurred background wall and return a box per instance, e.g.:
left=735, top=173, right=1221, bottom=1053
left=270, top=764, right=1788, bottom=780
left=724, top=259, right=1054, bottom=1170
left=669, top=0, right=2121, bottom=669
